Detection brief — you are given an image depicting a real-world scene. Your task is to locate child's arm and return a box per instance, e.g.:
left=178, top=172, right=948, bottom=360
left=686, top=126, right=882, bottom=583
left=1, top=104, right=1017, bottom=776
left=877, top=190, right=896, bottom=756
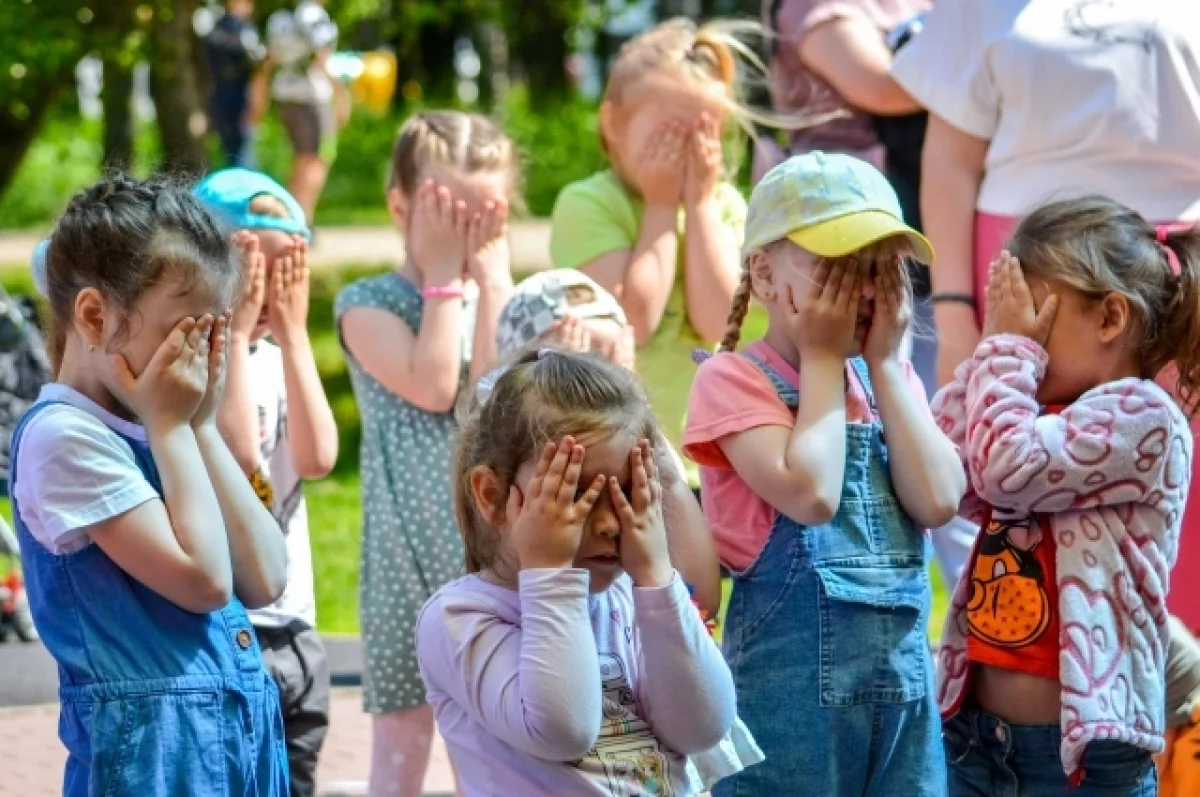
left=634, top=575, right=737, bottom=754
left=660, top=443, right=721, bottom=615
left=220, top=236, right=268, bottom=474
left=962, top=334, right=1187, bottom=515
left=269, top=243, right=338, bottom=478
left=86, top=318, right=235, bottom=612
left=194, top=314, right=287, bottom=609
left=614, top=442, right=735, bottom=753
left=340, top=184, right=468, bottom=413
left=682, top=115, right=742, bottom=344
left=417, top=569, right=603, bottom=761
left=582, top=208, right=678, bottom=345
left=465, top=202, right=514, bottom=381
left=929, top=362, right=989, bottom=525
left=720, top=352, right=849, bottom=524
left=870, top=360, right=964, bottom=528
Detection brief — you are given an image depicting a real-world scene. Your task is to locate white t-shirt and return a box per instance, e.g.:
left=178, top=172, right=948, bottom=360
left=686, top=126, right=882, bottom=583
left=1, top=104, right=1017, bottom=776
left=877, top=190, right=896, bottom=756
left=891, top=0, right=1200, bottom=220
left=267, top=1, right=337, bottom=105
left=14, top=384, right=159, bottom=555
left=244, top=342, right=316, bottom=629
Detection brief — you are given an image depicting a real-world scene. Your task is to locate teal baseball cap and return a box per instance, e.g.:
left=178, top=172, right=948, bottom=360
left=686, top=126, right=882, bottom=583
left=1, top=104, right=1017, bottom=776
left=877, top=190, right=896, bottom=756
left=193, top=168, right=311, bottom=240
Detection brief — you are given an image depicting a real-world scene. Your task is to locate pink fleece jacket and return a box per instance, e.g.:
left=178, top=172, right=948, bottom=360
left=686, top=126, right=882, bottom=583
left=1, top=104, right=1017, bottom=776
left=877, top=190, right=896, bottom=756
left=931, top=335, right=1193, bottom=776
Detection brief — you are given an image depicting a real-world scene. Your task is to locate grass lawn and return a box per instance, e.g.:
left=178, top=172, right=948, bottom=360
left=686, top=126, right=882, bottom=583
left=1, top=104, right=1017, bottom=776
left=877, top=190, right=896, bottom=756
left=0, top=263, right=950, bottom=637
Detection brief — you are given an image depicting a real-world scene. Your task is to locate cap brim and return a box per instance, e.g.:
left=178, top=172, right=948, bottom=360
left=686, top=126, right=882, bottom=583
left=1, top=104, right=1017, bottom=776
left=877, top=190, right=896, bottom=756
left=787, top=210, right=934, bottom=264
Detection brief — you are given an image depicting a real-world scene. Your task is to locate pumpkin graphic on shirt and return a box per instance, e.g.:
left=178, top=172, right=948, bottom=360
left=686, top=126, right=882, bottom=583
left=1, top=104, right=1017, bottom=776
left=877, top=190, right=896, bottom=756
left=966, top=512, right=1051, bottom=648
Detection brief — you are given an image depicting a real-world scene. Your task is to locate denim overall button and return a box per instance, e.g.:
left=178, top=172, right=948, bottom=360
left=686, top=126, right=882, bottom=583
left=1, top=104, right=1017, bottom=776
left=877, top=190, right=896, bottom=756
left=995, top=726, right=1007, bottom=743
left=236, top=629, right=253, bottom=649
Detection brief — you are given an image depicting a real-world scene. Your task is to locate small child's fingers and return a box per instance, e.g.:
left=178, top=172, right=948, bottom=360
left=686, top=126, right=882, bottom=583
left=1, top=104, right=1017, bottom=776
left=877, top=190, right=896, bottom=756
left=609, top=477, right=637, bottom=527
left=630, top=446, right=651, bottom=512
left=436, top=186, right=454, bottom=222
left=555, top=444, right=586, bottom=506
left=574, top=475, right=606, bottom=515
left=526, top=441, right=560, bottom=500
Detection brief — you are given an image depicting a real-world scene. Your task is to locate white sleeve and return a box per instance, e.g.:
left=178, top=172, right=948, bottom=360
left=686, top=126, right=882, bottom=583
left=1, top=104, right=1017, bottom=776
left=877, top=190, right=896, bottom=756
left=890, top=0, right=1001, bottom=139
left=14, top=407, right=159, bottom=553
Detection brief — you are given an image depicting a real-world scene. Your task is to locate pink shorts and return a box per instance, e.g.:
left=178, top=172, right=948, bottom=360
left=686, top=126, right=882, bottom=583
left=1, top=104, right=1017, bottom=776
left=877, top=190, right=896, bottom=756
left=973, top=211, right=1200, bottom=629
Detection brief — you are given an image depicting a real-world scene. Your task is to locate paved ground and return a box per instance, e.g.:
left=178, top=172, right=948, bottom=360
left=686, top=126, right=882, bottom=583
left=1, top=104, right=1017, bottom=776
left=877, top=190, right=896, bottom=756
left=0, top=222, right=553, bottom=271
left=0, top=637, right=456, bottom=796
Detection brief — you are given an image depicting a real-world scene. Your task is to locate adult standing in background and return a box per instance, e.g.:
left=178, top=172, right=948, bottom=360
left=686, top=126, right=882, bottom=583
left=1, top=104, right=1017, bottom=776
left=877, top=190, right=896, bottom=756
left=203, top=0, right=265, bottom=168
left=259, top=0, right=343, bottom=224
left=891, top=0, right=1200, bottom=633
left=760, top=0, right=980, bottom=588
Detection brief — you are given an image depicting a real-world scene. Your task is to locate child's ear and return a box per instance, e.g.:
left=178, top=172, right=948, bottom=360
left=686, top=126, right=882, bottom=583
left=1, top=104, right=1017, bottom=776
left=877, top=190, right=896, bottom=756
left=748, top=250, right=776, bottom=302
left=469, top=466, right=507, bottom=525
left=73, top=287, right=109, bottom=349
left=598, top=100, right=618, bottom=155
left=1098, top=291, right=1132, bottom=343
left=386, top=187, right=409, bottom=231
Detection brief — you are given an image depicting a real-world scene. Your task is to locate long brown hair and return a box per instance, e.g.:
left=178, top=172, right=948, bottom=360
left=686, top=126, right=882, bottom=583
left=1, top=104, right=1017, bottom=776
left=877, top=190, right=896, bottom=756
left=1007, top=196, right=1200, bottom=416
left=452, top=348, right=669, bottom=573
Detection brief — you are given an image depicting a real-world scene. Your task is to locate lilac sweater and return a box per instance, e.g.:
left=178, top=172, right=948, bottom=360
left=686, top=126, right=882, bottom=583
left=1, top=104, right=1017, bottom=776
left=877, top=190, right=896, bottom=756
left=416, top=569, right=736, bottom=796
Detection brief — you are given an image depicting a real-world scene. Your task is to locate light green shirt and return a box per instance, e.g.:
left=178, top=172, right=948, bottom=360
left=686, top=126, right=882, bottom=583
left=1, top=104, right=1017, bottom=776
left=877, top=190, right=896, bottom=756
left=549, top=170, right=747, bottom=487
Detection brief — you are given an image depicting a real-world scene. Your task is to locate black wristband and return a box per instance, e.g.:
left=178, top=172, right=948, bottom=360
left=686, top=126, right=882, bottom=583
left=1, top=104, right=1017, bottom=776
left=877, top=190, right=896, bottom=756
left=931, top=292, right=976, bottom=308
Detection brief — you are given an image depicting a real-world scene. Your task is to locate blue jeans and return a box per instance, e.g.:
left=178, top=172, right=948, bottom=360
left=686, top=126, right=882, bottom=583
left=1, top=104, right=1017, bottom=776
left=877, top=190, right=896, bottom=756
left=945, top=709, right=1157, bottom=796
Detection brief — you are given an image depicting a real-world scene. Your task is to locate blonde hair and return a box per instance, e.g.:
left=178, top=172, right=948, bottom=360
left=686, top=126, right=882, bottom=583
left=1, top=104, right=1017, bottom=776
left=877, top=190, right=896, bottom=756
left=387, top=110, right=521, bottom=205
left=601, top=18, right=829, bottom=171
left=453, top=349, right=671, bottom=573
left=1007, top=195, right=1200, bottom=416
left=718, top=236, right=914, bottom=352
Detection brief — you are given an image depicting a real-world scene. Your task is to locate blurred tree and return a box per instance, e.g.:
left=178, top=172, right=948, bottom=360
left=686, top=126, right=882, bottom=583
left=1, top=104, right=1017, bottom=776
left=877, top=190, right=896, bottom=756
left=102, top=44, right=138, bottom=172
left=0, top=1, right=138, bottom=199
left=498, top=0, right=585, bottom=108
left=147, top=0, right=209, bottom=175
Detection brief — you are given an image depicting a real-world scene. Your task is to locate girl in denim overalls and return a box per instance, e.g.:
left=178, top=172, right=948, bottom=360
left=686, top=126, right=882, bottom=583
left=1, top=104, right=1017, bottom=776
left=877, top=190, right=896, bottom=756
left=16, top=177, right=290, bottom=795
left=684, top=153, right=965, bottom=796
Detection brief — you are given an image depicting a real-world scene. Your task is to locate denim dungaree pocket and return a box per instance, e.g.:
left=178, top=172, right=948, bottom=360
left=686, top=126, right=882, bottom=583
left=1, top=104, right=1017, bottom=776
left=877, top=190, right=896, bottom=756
left=713, top=355, right=943, bottom=797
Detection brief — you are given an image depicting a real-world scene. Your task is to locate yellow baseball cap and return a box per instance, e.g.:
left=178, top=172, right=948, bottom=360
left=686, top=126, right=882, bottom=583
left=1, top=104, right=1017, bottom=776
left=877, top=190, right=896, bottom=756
left=743, top=151, right=934, bottom=264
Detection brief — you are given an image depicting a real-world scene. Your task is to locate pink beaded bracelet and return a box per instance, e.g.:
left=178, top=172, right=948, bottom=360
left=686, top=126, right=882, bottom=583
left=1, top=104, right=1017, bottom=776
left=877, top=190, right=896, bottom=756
left=420, top=285, right=465, bottom=299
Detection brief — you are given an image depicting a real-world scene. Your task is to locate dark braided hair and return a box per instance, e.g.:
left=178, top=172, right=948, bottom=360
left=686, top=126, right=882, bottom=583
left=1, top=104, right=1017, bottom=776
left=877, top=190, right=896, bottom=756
left=44, top=174, right=241, bottom=371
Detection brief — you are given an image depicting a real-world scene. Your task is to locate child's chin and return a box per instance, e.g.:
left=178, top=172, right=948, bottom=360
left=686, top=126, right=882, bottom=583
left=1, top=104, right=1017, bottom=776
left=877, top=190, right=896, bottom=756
left=586, top=565, right=624, bottom=594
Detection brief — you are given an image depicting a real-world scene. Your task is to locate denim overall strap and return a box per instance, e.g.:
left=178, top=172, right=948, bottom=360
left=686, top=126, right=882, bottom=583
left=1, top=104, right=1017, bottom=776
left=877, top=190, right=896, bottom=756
left=847, top=357, right=878, bottom=417
left=741, top=352, right=798, bottom=409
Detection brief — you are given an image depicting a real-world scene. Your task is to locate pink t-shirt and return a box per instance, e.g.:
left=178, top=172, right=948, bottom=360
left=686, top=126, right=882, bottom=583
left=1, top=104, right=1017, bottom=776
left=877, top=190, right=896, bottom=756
left=683, top=340, right=926, bottom=571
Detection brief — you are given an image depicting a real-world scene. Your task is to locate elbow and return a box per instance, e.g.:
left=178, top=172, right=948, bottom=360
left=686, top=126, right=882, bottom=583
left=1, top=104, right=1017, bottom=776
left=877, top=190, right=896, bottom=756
left=239, top=570, right=287, bottom=611
left=407, top=384, right=459, bottom=414
left=691, top=314, right=728, bottom=346
left=910, top=498, right=961, bottom=531
left=630, top=315, right=662, bottom=347
left=180, top=574, right=234, bottom=614
left=847, top=78, right=917, bottom=116
left=528, top=719, right=599, bottom=762
left=229, top=444, right=262, bottom=478
left=783, top=486, right=840, bottom=526
left=295, top=440, right=338, bottom=480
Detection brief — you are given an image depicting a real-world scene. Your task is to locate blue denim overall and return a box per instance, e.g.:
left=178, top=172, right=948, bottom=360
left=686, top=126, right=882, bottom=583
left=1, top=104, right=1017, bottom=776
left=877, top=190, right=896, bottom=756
left=10, top=401, right=289, bottom=797
left=712, top=356, right=945, bottom=797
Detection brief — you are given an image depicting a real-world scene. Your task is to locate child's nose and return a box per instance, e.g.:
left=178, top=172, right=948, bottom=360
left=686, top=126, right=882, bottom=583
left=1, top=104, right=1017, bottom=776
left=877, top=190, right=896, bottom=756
left=860, top=278, right=876, bottom=300
left=589, top=506, right=621, bottom=539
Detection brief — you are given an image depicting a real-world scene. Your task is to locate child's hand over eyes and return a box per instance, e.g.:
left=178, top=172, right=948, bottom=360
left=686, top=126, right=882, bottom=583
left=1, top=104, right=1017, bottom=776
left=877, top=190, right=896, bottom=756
left=637, top=121, right=687, bottom=207
left=192, top=311, right=232, bottom=430
left=863, top=256, right=913, bottom=366
left=789, top=258, right=863, bottom=358
left=104, top=315, right=215, bottom=435
left=683, top=113, right=722, bottom=208
left=546, top=314, right=592, bottom=354
left=466, top=200, right=511, bottom=287
left=267, top=237, right=311, bottom=347
left=509, top=437, right=606, bottom=572
left=982, top=251, right=1059, bottom=345
left=231, top=233, right=266, bottom=344
left=411, top=179, right=468, bottom=286
left=614, top=440, right=673, bottom=589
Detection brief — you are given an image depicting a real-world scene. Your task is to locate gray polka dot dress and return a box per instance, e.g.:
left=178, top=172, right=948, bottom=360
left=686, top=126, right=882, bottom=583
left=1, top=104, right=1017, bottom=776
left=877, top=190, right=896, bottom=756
left=335, top=273, right=474, bottom=715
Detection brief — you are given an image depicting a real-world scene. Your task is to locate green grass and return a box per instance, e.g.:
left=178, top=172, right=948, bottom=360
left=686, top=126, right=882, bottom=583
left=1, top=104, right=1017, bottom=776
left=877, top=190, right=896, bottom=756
left=0, top=263, right=951, bottom=637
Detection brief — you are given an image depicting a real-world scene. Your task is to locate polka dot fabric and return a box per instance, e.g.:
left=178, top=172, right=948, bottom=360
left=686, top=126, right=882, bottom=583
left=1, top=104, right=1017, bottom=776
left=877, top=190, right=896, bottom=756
left=335, top=272, right=474, bottom=715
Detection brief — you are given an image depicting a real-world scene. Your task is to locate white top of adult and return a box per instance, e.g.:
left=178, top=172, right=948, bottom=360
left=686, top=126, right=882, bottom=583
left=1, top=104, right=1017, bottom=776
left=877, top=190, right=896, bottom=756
left=892, top=0, right=1200, bottom=221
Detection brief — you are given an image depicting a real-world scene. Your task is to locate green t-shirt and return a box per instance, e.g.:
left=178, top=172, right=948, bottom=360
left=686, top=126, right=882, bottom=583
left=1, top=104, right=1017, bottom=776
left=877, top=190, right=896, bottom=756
left=549, top=170, right=747, bottom=487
